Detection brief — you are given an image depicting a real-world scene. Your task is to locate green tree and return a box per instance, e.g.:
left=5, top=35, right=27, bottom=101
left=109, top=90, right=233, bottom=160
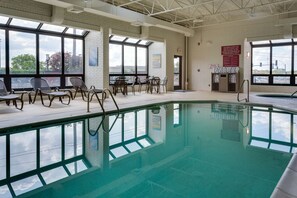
left=11, top=54, right=36, bottom=74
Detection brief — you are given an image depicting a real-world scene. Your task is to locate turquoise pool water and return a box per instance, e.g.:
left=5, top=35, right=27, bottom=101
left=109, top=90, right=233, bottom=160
left=0, top=102, right=296, bottom=197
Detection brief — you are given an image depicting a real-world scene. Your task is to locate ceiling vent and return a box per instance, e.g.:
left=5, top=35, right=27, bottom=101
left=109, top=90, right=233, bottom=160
left=67, top=5, right=84, bottom=14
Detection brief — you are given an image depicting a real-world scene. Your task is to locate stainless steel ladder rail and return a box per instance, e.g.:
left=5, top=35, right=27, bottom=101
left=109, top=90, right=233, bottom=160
left=87, top=88, right=119, bottom=113
left=237, top=79, right=250, bottom=102
left=291, top=90, right=297, bottom=98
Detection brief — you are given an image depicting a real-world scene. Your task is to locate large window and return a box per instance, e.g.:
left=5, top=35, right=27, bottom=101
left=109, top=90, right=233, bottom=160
left=251, top=39, right=296, bottom=85
left=109, top=35, right=151, bottom=84
left=0, top=16, right=87, bottom=90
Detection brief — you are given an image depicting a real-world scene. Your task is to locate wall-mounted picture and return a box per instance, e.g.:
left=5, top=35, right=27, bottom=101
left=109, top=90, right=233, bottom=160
left=152, top=115, right=161, bottom=130
left=152, top=54, right=161, bottom=68
left=89, top=47, right=98, bottom=66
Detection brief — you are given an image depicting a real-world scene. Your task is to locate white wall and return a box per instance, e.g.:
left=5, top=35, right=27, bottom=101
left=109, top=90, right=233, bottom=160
left=188, top=17, right=296, bottom=93
left=85, top=31, right=104, bottom=89
left=148, top=42, right=166, bottom=79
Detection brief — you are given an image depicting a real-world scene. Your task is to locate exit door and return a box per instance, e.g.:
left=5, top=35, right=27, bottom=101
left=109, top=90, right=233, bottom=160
left=174, top=56, right=182, bottom=90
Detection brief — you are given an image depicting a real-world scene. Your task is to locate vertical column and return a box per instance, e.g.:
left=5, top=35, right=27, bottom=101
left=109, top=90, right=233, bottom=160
left=101, top=26, right=110, bottom=89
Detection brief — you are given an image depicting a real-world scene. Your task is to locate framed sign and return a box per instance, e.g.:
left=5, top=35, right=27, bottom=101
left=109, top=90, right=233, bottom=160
left=152, top=54, right=161, bottom=68
left=89, top=47, right=98, bottom=66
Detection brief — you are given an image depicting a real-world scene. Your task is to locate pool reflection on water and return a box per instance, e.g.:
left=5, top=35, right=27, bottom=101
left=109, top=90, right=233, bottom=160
left=0, top=102, right=296, bottom=197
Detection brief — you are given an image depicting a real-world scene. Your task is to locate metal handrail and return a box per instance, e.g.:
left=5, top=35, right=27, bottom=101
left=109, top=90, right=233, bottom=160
left=291, top=90, right=297, bottom=98
left=87, top=88, right=119, bottom=113
left=87, top=112, right=120, bottom=135
left=237, top=79, right=250, bottom=102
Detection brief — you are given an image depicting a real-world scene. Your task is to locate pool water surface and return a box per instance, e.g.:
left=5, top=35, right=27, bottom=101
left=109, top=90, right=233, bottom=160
left=0, top=102, right=296, bottom=197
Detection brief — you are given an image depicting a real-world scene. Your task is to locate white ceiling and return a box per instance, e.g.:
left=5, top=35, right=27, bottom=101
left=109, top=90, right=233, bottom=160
left=101, top=0, right=297, bottom=28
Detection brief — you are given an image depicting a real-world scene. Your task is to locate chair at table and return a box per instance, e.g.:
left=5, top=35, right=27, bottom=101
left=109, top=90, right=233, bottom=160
left=0, top=80, right=25, bottom=110
left=127, top=76, right=141, bottom=95
left=149, top=77, right=161, bottom=94
left=30, top=78, right=71, bottom=107
left=112, top=77, right=127, bottom=96
left=160, top=76, right=168, bottom=93
left=70, top=77, right=105, bottom=102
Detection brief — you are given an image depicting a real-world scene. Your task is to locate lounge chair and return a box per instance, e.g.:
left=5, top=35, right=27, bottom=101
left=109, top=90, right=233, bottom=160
left=69, top=77, right=105, bottom=101
left=0, top=80, right=25, bottom=110
left=30, top=78, right=71, bottom=107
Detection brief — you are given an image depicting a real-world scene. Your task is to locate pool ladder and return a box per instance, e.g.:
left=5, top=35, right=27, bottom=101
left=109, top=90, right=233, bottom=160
left=87, top=88, right=119, bottom=113
left=237, top=79, right=250, bottom=102
left=291, top=90, right=297, bottom=98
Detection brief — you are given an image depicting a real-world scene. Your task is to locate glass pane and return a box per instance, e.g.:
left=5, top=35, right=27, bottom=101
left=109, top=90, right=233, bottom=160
left=273, top=76, right=290, bottom=84
left=10, top=18, right=39, bottom=29
left=251, top=40, right=269, bottom=45
left=174, top=58, right=180, bottom=73
left=125, top=142, right=141, bottom=152
left=253, top=76, right=269, bottom=84
left=41, top=23, right=65, bottom=32
left=0, top=30, right=5, bottom=74
left=0, top=185, right=12, bottom=198
left=124, top=46, right=135, bottom=74
left=125, top=38, right=139, bottom=44
left=174, top=74, right=179, bottom=86
left=137, top=47, right=147, bottom=74
left=124, top=112, right=135, bottom=141
left=252, top=47, right=270, bottom=74
left=269, top=143, right=290, bottom=152
left=11, top=77, right=31, bottom=89
left=41, top=166, right=68, bottom=184
left=251, top=111, right=269, bottom=139
left=0, top=136, right=6, bottom=180
left=64, top=38, right=83, bottom=74
left=11, top=175, right=42, bottom=196
left=137, top=110, right=146, bottom=137
left=65, top=122, right=83, bottom=159
left=271, top=113, right=291, bottom=142
left=110, top=146, right=128, bottom=158
left=110, top=35, right=126, bottom=42
left=109, top=44, right=122, bottom=74
left=9, top=31, right=36, bottom=74
left=295, top=46, right=297, bottom=74
left=271, top=39, right=292, bottom=43
left=66, top=160, right=87, bottom=175
left=39, top=35, right=62, bottom=74
left=10, top=130, right=36, bottom=176
left=272, top=46, right=291, bottom=74
left=40, top=126, right=62, bottom=167
left=109, top=115, right=122, bottom=146
left=0, top=16, right=9, bottom=24
left=66, top=28, right=85, bottom=35
left=250, top=140, right=268, bottom=148
left=42, top=77, right=60, bottom=87
left=138, top=40, right=150, bottom=45
left=138, top=138, right=150, bottom=147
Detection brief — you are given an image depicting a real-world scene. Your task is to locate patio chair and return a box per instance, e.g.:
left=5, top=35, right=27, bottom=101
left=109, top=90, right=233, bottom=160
left=149, top=77, right=161, bottom=94
left=69, top=77, right=105, bottom=102
left=0, top=80, right=25, bottom=110
left=30, top=78, right=71, bottom=107
left=112, top=76, right=127, bottom=96
left=160, top=76, right=168, bottom=93
left=127, top=76, right=141, bottom=95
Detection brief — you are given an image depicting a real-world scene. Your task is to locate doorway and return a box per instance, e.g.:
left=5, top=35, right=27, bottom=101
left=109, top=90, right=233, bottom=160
left=174, top=55, right=182, bottom=90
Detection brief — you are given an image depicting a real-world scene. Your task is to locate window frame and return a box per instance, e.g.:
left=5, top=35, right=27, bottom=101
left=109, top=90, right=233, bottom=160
left=251, top=39, right=296, bottom=86
left=0, top=18, right=88, bottom=91
left=109, top=35, right=151, bottom=85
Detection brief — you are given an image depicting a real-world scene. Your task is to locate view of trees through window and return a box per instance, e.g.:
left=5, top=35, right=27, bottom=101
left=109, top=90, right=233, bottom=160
left=251, top=39, right=297, bottom=85
left=0, top=16, right=86, bottom=90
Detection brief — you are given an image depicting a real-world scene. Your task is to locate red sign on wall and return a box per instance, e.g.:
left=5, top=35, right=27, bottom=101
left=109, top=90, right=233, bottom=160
left=221, top=45, right=241, bottom=55
left=223, top=55, right=239, bottom=67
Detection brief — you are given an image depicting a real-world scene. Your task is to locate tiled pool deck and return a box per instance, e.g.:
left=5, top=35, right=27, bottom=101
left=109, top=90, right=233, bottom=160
left=0, top=90, right=296, bottom=198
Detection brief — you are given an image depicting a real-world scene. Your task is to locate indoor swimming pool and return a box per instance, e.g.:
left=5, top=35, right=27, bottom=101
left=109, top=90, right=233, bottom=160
left=0, top=102, right=296, bottom=197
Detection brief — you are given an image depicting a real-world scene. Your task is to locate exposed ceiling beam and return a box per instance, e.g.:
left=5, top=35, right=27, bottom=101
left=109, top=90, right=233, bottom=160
left=118, top=0, right=142, bottom=7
